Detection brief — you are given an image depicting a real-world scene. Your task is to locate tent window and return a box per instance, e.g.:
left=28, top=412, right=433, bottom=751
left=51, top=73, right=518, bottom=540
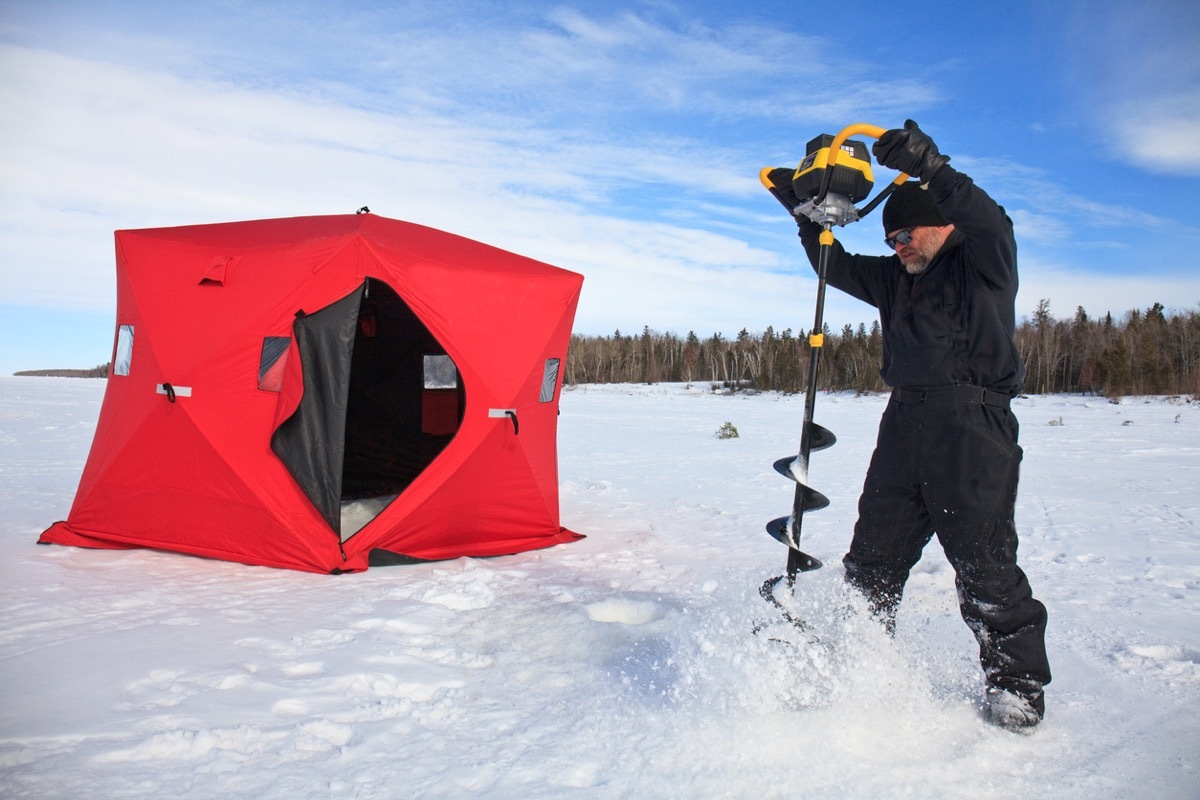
left=422, top=354, right=459, bottom=436
left=539, top=358, right=561, bottom=402
left=113, top=325, right=134, bottom=377
left=258, top=336, right=291, bottom=392
left=423, top=355, right=457, bottom=389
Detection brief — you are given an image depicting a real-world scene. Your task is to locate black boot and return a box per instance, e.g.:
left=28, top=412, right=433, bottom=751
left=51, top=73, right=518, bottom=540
left=985, top=680, right=1044, bottom=732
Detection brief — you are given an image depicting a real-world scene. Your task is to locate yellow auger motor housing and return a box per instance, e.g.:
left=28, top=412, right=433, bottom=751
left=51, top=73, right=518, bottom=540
left=792, top=133, right=874, bottom=203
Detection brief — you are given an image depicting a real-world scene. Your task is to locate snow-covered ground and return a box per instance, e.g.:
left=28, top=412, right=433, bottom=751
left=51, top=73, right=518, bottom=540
left=1, top=377, right=1197, bottom=799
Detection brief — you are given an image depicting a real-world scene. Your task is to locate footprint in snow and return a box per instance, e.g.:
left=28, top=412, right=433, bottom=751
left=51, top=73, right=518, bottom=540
left=1116, top=643, right=1200, bottom=681
left=1127, top=644, right=1200, bottom=665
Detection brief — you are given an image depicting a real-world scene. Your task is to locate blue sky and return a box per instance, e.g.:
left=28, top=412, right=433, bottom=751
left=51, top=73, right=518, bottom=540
left=1, top=0, right=1198, bottom=374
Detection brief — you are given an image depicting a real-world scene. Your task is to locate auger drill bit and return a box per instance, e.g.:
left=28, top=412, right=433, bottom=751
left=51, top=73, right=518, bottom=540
left=758, top=225, right=835, bottom=612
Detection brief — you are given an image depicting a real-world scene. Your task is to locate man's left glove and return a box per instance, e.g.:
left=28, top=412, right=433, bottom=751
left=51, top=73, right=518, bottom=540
left=761, top=167, right=804, bottom=218
left=872, top=119, right=950, bottom=183
left=760, top=167, right=822, bottom=236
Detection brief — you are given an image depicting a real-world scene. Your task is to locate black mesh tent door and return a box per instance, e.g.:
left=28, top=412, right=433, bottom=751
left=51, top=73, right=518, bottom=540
left=271, top=279, right=462, bottom=543
left=271, top=285, right=363, bottom=537
left=340, top=280, right=461, bottom=505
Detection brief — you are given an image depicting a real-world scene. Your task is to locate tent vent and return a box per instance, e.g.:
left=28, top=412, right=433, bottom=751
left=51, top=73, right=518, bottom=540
left=200, top=256, right=235, bottom=286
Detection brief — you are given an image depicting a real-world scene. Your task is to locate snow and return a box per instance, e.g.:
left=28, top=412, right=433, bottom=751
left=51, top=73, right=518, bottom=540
left=2, top=376, right=1198, bottom=799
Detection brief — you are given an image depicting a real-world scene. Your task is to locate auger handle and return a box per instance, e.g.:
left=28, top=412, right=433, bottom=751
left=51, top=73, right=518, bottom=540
left=829, top=123, right=888, bottom=154
left=813, top=123, right=910, bottom=211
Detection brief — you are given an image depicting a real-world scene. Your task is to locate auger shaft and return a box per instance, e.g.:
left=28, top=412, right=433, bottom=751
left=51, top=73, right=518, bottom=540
left=790, top=224, right=833, bottom=579
left=761, top=222, right=835, bottom=596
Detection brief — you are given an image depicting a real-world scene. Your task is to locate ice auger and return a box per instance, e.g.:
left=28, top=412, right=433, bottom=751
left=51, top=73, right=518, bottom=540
left=757, top=123, right=909, bottom=614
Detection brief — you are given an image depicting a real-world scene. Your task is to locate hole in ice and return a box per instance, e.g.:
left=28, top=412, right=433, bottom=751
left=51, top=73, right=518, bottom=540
left=585, top=599, right=661, bottom=625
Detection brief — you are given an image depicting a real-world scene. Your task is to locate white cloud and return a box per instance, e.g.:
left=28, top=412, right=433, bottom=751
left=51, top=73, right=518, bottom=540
left=1113, top=92, right=1200, bottom=176
left=1016, top=258, right=1200, bottom=322
left=0, top=43, right=802, bottom=336
left=3, top=0, right=1194, bottom=373
left=1065, top=0, right=1200, bottom=175
left=954, top=155, right=1185, bottom=241
left=1009, top=209, right=1072, bottom=246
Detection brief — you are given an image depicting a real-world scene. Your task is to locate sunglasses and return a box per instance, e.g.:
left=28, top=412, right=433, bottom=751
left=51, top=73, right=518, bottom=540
left=884, top=227, right=915, bottom=250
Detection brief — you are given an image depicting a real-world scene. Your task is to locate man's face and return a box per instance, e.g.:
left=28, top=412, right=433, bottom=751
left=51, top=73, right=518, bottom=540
left=888, top=225, right=951, bottom=275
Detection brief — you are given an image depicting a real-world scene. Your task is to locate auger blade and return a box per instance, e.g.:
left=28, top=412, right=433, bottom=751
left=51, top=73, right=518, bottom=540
left=755, top=575, right=819, bottom=639
left=769, top=477, right=830, bottom=516
left=807, top=422, right=837, bottom=452
left=765, top=516, right=827, bottom=563
left=772, top=454, right=831, bottom=485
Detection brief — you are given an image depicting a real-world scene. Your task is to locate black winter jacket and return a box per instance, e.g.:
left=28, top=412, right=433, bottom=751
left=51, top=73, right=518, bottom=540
left=799, top=166, right=1025, bottom=396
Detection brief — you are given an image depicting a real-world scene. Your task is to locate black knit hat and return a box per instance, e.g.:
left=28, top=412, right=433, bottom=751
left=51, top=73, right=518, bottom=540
left=882, top=181, right=948, bottom=232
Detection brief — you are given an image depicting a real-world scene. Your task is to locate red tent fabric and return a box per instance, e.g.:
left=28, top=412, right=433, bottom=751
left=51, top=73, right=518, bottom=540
left=40, top=214, right=585, bottom=573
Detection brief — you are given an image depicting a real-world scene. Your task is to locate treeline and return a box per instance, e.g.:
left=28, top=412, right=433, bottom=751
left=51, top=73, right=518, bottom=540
left=566, top=323, right=886, bottom=394
left=566, top=301, right=1200, bottom=397
left=1021, top=301, right=1199, bottom=396
left=14, top=364, right=110, bottom=378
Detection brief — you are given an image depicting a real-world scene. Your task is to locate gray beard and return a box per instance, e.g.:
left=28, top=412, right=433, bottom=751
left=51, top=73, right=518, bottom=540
left=904, top=257, right=930, bottom=275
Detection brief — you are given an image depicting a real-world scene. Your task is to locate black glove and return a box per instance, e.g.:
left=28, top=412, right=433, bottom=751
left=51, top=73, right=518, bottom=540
left=761, top=167, right=824, bottom=237
left=761, top=167, right=803, bottom=216
left=872, top=119, right=950, bottom=183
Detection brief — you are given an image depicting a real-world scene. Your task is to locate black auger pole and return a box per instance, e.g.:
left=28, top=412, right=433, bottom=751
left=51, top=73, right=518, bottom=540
left=786, top=221, right=835, bottom=583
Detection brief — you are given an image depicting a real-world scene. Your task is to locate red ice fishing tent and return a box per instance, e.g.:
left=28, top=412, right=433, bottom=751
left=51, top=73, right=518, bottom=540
left=40, top=213, right=585, bottom=573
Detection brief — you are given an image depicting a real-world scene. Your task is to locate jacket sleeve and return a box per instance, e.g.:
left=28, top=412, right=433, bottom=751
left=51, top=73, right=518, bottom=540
left=797, top=219, right=894, bottom=310
left=924, top=166, right=1017, bottom=289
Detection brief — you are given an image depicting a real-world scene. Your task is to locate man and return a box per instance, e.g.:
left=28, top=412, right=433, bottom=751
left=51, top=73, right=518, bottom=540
left=783, top=120, right=1051, bottom=730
